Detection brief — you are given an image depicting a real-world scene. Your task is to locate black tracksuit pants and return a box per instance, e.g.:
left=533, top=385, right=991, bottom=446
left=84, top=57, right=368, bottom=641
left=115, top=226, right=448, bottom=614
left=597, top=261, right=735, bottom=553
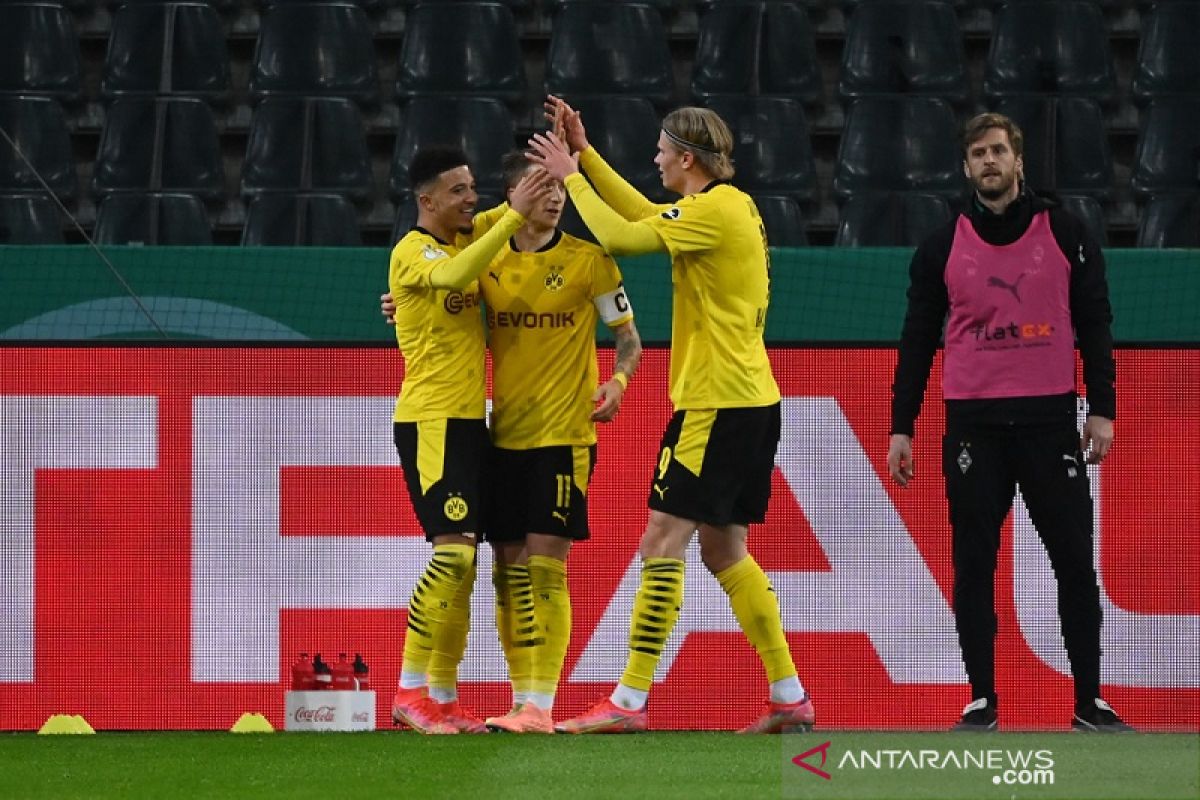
left=942, top=420, right=1102, bottom=707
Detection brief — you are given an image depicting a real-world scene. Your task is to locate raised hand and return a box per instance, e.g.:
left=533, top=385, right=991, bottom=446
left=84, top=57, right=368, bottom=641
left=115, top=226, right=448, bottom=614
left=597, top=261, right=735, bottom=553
left=507, top=167, right=556, bottom=218
left=544, top=95, right=589, bottom=154
left=526, top=132, right=579, bottom=183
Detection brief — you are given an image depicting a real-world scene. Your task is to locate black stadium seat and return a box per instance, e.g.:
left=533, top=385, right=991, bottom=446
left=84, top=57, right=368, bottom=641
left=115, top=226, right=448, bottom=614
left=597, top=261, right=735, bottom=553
left=704, top=96, right=816, bottom=203
left=753, top=194, right=808, bottom=247
left=558, top=95, right=665, bottom=200
left=546, top=2, right=672, bottom=107
left=396, top=2, right=525, bottom=103
left=1137, top=192, right=1200, bottom=248
left=250, top=2, right=378, bottom=106
left=389, top=96, right=515, bottom=198
left=93, top=97, right=224, bottom=199
left=1131, top=98, right=1200, bottom=198
left=984, top=0, right=1116, bottom=102
left=1133, top=1, right=1200, bottom=105
left=0, top=3, right=82, bottom=103
left=242, top=97, right=372, bottom=198
left=835, top=191, right=952, bottom=247
left=994, top=96, right=1113, bottom=198
left=0, top=96, right=76, bottom=202
left=242, top=193, right=363, bottom=246
left=691, top=1, right=822, bottom=107
left=94, top=192, right=213, bottom=245
left=0, top=193, right=63, bottom=243
left=102, top=2, right=230, bottom=102
left=839, top=0, right=968, bottom=105
left=834, top=97, right=962, bottom=200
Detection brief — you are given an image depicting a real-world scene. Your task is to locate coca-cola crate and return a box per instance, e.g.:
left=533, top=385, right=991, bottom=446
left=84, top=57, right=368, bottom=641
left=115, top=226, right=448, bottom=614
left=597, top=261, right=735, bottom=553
left=284, top=690, right=376, bottom=732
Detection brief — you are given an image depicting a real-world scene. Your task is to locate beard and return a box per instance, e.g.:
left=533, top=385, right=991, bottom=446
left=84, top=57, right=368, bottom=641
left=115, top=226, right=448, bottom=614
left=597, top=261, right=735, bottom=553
left=974, top=171, right=1016, bottom=200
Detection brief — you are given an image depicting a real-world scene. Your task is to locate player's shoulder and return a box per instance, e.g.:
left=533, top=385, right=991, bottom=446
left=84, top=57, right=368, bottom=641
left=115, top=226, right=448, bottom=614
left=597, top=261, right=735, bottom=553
left=392, top=228, right=451, bottom=263
left=557, top=230, right=609, bottom=259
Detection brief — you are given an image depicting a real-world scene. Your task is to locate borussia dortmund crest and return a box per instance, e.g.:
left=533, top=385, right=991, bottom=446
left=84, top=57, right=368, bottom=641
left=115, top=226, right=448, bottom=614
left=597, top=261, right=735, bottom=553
left=443, top=494, right=468, bottom=521
left=544, top=267, right=565, bottom=292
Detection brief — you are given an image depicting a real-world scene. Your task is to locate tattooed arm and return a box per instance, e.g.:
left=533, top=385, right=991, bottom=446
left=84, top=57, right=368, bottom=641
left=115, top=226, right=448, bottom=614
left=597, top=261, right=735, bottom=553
left=591, top=320, right=642, bottom=423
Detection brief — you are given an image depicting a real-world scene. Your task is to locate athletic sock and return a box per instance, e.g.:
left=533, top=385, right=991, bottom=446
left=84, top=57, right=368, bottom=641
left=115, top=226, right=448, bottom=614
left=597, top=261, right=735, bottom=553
left=399, top=544, right=476, bottom=680
left=618, top=557, right=685, bottom=697
left=528, top=554, right=570, bottom=712
left=715, top=555, right=799, bottom=686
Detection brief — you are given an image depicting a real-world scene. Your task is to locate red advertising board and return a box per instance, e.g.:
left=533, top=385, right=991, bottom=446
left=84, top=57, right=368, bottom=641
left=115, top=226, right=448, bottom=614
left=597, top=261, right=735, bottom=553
left=0, top=347, right=1196, bottom=731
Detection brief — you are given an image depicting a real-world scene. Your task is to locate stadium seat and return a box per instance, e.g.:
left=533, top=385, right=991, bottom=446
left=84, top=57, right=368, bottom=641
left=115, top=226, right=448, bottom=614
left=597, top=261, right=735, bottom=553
left=395, top=2, right=525, bottom=104
left=545, top=0, right=675, bottom=11
left=994, top=96, right=1113, bottom=198
left=94, top=192, right=213, bottom=245
left=1132, top=1, right=1200, bottom=105
left=0, top=193, right=63, bottom=243
left=835, top=191, right=952, bottom=246
left=1057, top=193, right=1108, bottom=247
left=753, top=194, right=808, bottom=247
left=390, top=191, right=503, bottom=246
left=690, top=1, right=822, bottom=107
left=0, top=96, right=76, bottom=202
left=833, top=97, right=962, bottom=200
left=560, top=95, right=665, bottom=200
left=1130, top=98, right=1200, bottom=198
left=546, top=2, right=672, bottom=107
left=93, top=97, right=224, bottom=199
left=0, top=3, right=82, bottom=103
left=242, top=193, right=363, bottom=246
left=250, top=2, right=378, bottom=106
left=264, top=0, right=394, bottom=12
left=984, top=1, right=1116, bottom=102
left=1136, top=191, right=1200, bottom=248
left=389, top=96, right=515, bottom=199
left=242, top=97, right=372, bottom=198
left=101, top=2, right=230, bottom=102
left=838, top=0, right=968, bottom=105
left=703, top=96, right=816, bottom=203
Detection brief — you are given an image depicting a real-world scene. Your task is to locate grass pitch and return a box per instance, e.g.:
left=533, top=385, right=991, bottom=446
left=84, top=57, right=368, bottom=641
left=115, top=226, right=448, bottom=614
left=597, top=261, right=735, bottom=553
left=0, top=731, right=1195, bottom=800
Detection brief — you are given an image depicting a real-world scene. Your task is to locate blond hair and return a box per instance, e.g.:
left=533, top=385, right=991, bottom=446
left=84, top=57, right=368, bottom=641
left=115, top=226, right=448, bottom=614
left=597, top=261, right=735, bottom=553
left=661, top=107, right=735, bottom=180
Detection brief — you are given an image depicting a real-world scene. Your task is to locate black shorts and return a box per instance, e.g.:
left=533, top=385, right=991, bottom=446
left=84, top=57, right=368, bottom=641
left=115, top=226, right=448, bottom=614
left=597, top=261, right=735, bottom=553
left=485, top=444, right=597, bottom=543
left=393, top=418, right=489, bottom=540
left=647, top=403, right=780, bottom=526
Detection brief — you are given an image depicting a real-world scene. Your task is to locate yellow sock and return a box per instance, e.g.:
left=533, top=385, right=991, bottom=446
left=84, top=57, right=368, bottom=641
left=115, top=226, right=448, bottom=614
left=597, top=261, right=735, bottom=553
left=428, top=560, right=476, bottom=700
left=493, top=562, right=534, bottom=704
left=620, top=557, right=684, bottom=691
left=400, top=544, right=476, bottom=679
left=528, top=555, right=570, bottom=705
left=716, top=555, right=797, bottom=683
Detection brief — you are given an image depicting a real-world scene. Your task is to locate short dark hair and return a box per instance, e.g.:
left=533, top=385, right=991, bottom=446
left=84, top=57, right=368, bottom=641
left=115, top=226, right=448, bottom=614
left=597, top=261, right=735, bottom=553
left=409, top=145, right=471, bottom=192
left=962, top=113, right=1024, bottom=159
left=500, top=150, right=533, bottom=191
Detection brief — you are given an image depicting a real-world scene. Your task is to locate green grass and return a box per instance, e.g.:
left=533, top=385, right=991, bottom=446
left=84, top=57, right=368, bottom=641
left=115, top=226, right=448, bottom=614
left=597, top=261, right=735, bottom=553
left=0, top=731, right=1195, bottom=800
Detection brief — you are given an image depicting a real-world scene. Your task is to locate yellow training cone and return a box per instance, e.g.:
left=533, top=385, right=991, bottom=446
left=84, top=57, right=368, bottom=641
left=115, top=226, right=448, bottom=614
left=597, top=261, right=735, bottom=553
left=38, top=714, right=95, bottom=735
left=230, top=712, right=275, bottom=733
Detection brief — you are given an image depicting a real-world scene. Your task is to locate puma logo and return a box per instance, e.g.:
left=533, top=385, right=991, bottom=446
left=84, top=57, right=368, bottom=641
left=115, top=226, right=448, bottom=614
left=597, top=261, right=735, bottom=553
left=652, top=483, right=668, bottom=500
left=487, top=271, right=501, bottom=285
left=551, top=511, right=568, bottom=525
left=987, top=273, right=1026, bottom=302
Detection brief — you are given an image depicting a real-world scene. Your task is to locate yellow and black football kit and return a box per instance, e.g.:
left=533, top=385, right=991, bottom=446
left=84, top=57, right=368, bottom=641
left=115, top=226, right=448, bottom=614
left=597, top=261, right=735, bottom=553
left=565, top=148, right=781, bottom=524
left=388, top=209, right=524, bottom=536
left=482, top=229, right=633, bottom=540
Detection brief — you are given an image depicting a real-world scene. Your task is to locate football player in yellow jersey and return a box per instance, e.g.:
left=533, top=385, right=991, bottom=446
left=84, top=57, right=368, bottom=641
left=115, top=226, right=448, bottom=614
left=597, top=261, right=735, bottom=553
left=480, top=151, right=642, bottom=734
left=383, top=148, right=643, bottom=734
left=388, top=145, right=554, bottom=735
left=528, top=100, right=814, bottom=734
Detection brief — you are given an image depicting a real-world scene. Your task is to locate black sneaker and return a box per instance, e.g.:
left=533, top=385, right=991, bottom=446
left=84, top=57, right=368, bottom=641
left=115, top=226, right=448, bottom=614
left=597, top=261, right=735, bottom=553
left=1072, top=698, right=1134, bottom=733
left=952, top=698, right=997, bottom=732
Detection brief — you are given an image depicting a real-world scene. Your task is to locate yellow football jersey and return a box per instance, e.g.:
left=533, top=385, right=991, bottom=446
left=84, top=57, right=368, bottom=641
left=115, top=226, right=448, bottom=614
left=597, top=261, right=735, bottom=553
left=484, top=231, right=633, bottom=448
left=389, top=228, right=487, bottom=422
left=640, top=183, right=780, bottom=410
